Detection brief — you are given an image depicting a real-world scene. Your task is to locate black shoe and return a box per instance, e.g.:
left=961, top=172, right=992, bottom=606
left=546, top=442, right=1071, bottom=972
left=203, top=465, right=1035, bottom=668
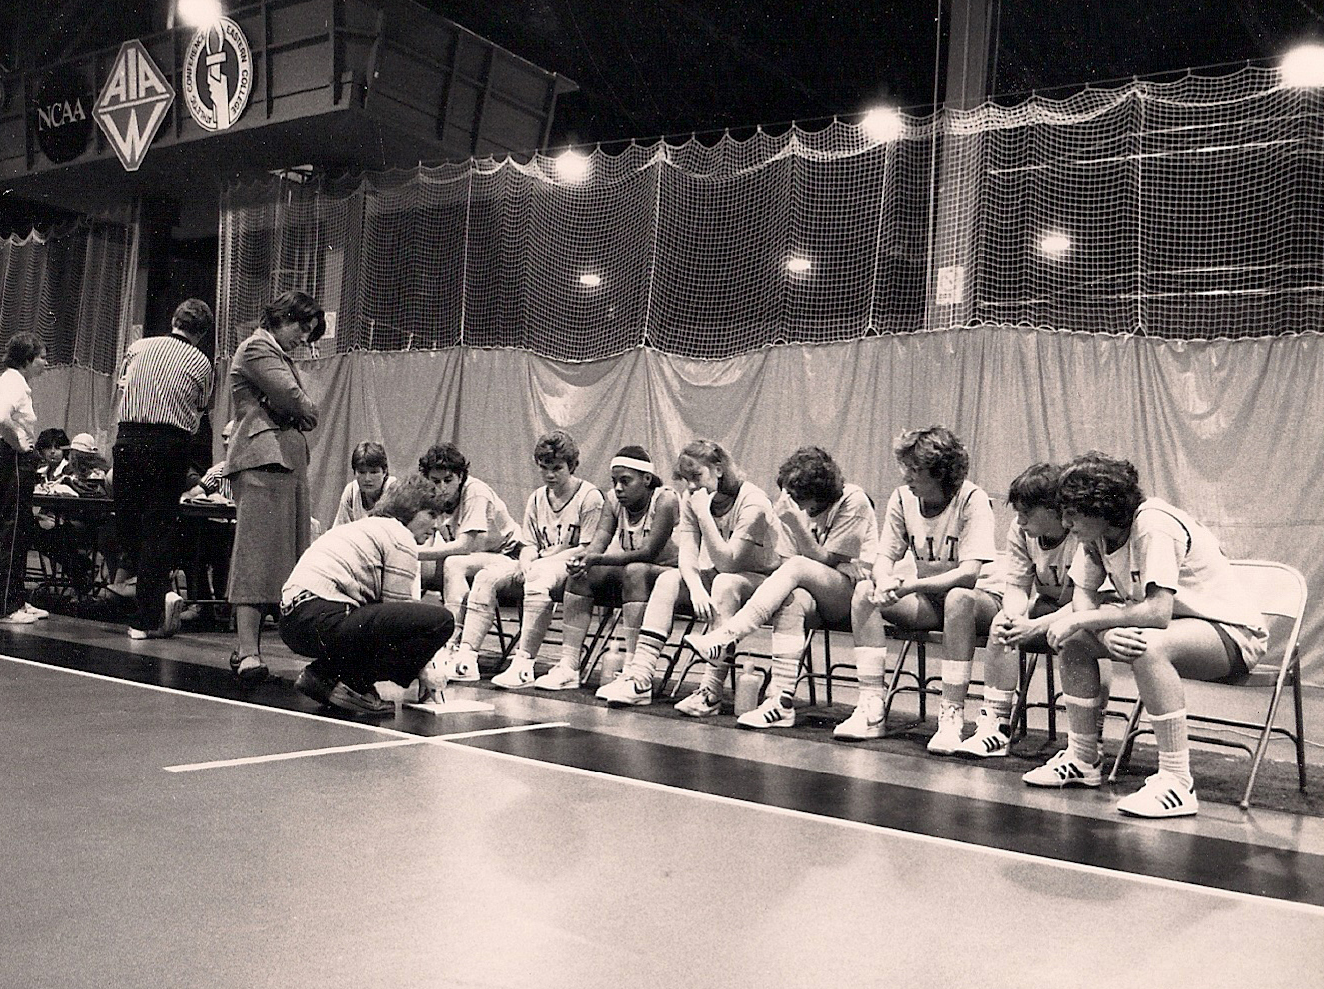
left=326, top=682, right=395, bottom=716
left=294, top=667, right=336, bottom=705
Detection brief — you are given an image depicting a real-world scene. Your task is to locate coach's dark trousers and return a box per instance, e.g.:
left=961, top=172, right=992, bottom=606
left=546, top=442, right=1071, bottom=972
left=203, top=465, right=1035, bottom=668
left=0, top=443, right=37, bottom=616
left=113, top=423, right=193, bottom=632
left=279, top=597, right=455, bottom=692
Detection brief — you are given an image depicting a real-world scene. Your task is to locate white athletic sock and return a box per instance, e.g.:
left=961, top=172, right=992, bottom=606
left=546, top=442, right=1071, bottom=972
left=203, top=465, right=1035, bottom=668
left=1151, top=708, right=1193, bottom=788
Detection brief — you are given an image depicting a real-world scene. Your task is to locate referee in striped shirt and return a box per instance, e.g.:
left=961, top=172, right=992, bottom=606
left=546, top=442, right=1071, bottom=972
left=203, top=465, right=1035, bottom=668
left=113, top=299, right=216, bottom=639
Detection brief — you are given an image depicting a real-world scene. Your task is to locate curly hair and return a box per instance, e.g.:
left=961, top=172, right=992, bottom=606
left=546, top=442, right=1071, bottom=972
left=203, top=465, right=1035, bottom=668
left=1007, top=462, right=1061, bottom=513
left=1056, top=452, right=1144, bottom=529
left=893, top=426, right=969, bottom=501
left=612, top=444, right=661, bottom=489
left=675, top=438, right=743, bottom=497
left=370, top=474, right=448, bottom=525
left=259, top=290, right=325, bottom=343
left=350, top=441, right=388, bottom=473
left=418, top=443, right=469, bottom=482
left=171, top=298, right=214, bottom=340
left=533, top=430, right=580, bottom=473
left=777, top=446, right=844, bottom=507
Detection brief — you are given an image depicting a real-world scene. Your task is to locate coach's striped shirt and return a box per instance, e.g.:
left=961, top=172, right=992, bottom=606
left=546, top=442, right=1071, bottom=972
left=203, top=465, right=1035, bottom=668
left=115, top=332, right=214, bottom=433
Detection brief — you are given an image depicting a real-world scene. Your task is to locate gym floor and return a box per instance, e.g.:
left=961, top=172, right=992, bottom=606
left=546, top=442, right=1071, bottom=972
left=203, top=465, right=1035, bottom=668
left=3, top=616, right=1322, bottom=988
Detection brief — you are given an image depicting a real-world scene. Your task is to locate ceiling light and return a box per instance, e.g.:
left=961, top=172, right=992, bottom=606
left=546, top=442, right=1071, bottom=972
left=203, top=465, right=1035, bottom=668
left=1280, top=44, right=1324, bottom=88
left=860, top=106, right=904, bottom=142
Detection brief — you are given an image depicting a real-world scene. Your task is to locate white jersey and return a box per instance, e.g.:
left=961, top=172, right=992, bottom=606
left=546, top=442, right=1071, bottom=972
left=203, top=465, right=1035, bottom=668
left=523, top=479, right=605, bottom=557
left=1003, top=519, right=1078, bottom=606
left=435, top=475, right=521, bottom=555
left=1068, top=498, right=1268, bottom=663
left=876, top=479, right=999, bottom=594
left=779, top=483, right=878, bottom=568
left=610, top=487, right=679, bottom=566
left=676, top=480, right=783, bottom=576
left=332, top=475, right=397, bottom=528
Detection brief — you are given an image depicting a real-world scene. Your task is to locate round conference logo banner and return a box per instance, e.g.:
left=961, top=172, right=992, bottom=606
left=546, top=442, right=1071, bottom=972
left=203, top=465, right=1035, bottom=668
left=183, top=17, right=252, bottom=132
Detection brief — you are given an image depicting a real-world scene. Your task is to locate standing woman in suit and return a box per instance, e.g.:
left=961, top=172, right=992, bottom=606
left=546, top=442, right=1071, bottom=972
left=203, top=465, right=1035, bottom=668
left=223, top=291, right=323, bottom=681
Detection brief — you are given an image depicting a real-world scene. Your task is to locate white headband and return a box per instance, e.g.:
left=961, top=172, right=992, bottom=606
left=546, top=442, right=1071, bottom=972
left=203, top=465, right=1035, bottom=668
left=611, top=456, right=656, bottom=475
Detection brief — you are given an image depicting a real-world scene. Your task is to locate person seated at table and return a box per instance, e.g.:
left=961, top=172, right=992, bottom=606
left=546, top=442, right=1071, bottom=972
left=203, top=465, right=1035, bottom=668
left=61, top=434, right=109, bottom=498
left=181, top=420, right=235, bottom=504
left=178, top=422, right=237, bottom=621
left=280, top=474, right=454, bottom=716
left=35, top=428, right=69, bottom=483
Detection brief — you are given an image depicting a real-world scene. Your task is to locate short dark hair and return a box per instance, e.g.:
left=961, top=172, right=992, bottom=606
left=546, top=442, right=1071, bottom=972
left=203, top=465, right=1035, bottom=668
left=418, top=443, right=469, bottom=482
left=172, top=298, right=214, bottom=340
left=534, top=430, right=579, bottom=473
left=612, top=444, right=661, bottom=489
left=1057, top=453, right=1145, bottom=529
left=36, top=427, right=69, bottom=453
left=259, top=290, right=325, bottom=343
left=370, top=474, right=448, bottom=525
left=1007, top=462, right=1061, bottom=513
left=777, top=446, right=844, bottom=506
left=893, top=426, right=969, bottom=501
left=351, top=441, right=388, bottom=473
left=4, top=332, right=45, bottom=370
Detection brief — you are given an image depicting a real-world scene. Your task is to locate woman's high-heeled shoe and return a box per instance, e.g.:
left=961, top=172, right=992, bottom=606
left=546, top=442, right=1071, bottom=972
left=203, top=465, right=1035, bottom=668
left=229, top=650, right=269, bottom=683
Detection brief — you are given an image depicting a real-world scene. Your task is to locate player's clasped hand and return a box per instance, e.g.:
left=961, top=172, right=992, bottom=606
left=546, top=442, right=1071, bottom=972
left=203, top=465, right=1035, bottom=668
left=1101, top=626, right=1149, bottom=661
left=871, top=576, right=905, bottom=607
left=993, top=611, right=1036, bottom=647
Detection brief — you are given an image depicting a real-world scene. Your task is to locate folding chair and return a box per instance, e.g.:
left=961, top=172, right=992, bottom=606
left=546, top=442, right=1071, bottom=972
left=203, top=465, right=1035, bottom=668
left=1107, top=559, right=1308, bottom=811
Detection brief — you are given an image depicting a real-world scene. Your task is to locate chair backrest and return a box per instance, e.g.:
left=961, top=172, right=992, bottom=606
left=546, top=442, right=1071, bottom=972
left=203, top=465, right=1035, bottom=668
left=1229, top=559, right=1307, bottom=671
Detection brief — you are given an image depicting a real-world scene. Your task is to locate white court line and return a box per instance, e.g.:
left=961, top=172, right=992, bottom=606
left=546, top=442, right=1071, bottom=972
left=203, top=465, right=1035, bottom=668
left=432, top=734, right=1324, bottom=919
left=163, top=721, right=571, bottom=772
left=6, top=652, right=1322, bottom=917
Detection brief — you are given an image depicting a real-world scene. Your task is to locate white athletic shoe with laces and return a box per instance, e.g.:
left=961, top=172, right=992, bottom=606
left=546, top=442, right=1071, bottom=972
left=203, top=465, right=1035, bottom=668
left=447, top=645, right=480, bottom=682
left=736, top=694, right=796, bottom=729
left=1116, top=771, right=1199, bottom=818
left=492, top=653, right=537, bottom=689
left=21, top=602, right=49, bottom=619
left=926, top=703, right=966, bottom=754
left=674, top=685, right=722, bottom=717
left=957, top=712, right=1010, bottom=758
left=596, top=672, right=654, bottom=706
left=833, top=694, right=886, bottom=740
left=682, top=628, right=736, bottom=663
left=533, top=663, right=581, bottom=690
left=1022, top=748, right=1103, bottom=788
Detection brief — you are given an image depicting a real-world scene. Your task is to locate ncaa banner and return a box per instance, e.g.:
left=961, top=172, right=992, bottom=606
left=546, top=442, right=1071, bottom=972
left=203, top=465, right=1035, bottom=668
left=183, top=17, right=252, bottom=131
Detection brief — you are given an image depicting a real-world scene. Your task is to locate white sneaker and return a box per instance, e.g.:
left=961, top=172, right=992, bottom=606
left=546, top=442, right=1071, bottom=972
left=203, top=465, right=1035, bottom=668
left=1116, top=771, right=1199, bottom=818
left=736, top=694, right=796, bottom=729
left=674, top=685, right=722, bottom=717
left=682, top=628, right=736, bottom=663
left=1022, top=748, right=1103, bottom=788
left=926, top=703, right=966, bottom=754
left=492, top=653, right=537, bottom=689
left=21, top=602, right=49, bottom=619
left=161, top=591, right=185, bottom=636
left=0, top=607, right=39, bottom=625
left=596, top=672, right=654, bottom=707
left=957, top=712, right=1010, bottom=758
left=833, top=694, right=886, bottom=740
left=418, top=646, right=450, bottom=702
left=534, top=663, right=581, bottom=690
left=447, top=645, right=480, bottom=682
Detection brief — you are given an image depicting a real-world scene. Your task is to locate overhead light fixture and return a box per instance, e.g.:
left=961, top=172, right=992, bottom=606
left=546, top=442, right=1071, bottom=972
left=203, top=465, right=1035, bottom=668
left=555, top=150, right=591, bottom=183
left=578, top=273, right=602, bottom=288
left=786, top=257, right=812, bottom=274
left=176, top=0, right=224, bottom=30
left=1037, top=231, right=1073, bottom=258
left=1280, top=43, right=1324, bottom=88
left=860, top=106, right=904, bottom=142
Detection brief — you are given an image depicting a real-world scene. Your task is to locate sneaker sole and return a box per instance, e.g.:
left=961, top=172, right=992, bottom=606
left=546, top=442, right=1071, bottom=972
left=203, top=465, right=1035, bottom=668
left=534, top=681, right=581, bottom=691
left=834, top=727, right=885, bottom=740
left=957, top=745, right=1009, bottom=759
left=1023, top=774, right=1101, bottom=789
left=605, top=696, right=652, bottom=707
left=1116, top=801, right=1198, bottom=819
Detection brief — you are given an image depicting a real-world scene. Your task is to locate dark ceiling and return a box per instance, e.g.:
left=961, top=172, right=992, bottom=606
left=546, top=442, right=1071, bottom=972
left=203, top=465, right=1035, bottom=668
left=4, top=0, right=1323, bottom=148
